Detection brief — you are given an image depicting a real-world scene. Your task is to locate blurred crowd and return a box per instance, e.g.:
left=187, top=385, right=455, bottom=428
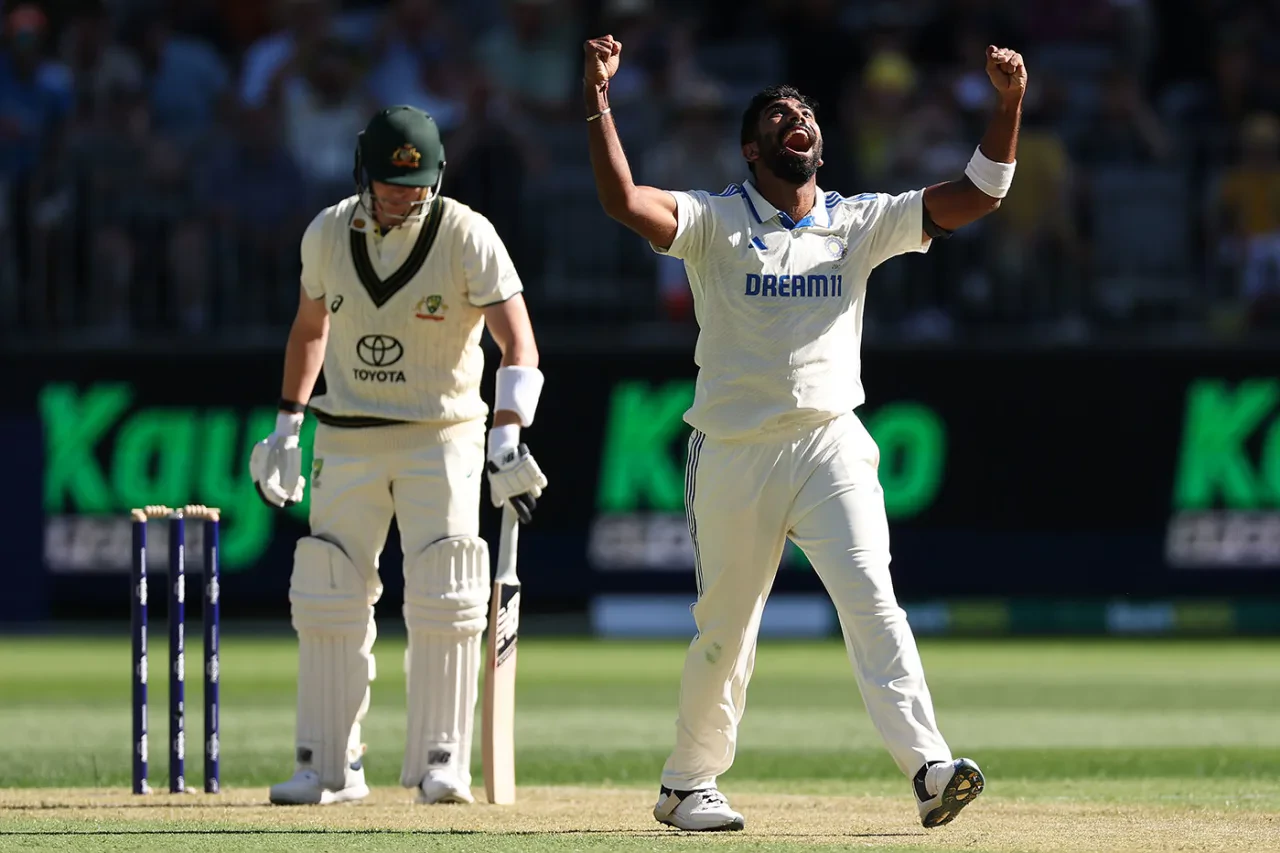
left=1, top=0, right=1279, bottom=345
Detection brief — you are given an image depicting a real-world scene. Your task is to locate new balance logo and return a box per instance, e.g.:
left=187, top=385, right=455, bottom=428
left=494, top=586, right=520, bottom=665
left=496, top=592, right=521, bottom=644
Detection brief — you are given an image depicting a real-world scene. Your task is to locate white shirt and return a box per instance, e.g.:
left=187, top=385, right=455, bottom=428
left=300, top=194, right=523, bottom=426
left=654, top=179, right=929, bottom=441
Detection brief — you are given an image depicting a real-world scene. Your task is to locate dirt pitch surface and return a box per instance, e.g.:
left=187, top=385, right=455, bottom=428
left=2, top=787, right=1275, bottom=853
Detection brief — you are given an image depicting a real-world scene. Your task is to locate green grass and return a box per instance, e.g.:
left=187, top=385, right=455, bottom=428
left=2, top=635, right=1279, bottom=851
left=3, top=635, right=1280, bottom=795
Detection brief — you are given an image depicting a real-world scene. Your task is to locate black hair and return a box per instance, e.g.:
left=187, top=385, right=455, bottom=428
left=739, top=85, right=818, bottom=146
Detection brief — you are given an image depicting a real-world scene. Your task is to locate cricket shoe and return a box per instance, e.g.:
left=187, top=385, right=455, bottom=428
left=417, top=769, right=475, bottom=805
left=653, top=787, right=745, bottom=831
left=268, top=760, right=370, bottom=806
left=915, top=757, right=985, bottom=828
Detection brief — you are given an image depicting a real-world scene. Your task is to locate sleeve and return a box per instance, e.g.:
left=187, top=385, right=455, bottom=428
left=299, top=210, right=327, bottom=300
left=649, top=190, right=715, bottom=262
left=855, top=189, right=930, bottom=270
left=462, top=213, right=524, bottom=307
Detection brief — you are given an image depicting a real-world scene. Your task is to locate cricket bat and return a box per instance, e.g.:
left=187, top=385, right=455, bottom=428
left=483, top=503, right=521, bottom=804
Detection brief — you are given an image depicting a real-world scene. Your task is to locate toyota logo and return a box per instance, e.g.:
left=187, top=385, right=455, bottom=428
left=356, top=335, right=404, bottom=367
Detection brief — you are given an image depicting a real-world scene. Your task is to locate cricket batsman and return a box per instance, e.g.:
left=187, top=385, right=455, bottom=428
left=584, top=37, right=1026, bottom=830
left=249, top=105, right=547, bottom=806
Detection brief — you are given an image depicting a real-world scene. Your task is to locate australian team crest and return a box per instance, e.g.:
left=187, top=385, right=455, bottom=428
left=391, top=144, right=421, bottom=169
left=414, top=294, right=447, bottom=321
left=824, top=235, right=848, bottom=263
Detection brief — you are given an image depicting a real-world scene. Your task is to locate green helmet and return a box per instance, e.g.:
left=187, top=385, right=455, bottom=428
left=354, top=105, right=446, bottom=191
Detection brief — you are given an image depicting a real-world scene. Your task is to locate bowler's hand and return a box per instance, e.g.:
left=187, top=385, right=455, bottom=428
left=985, top=46, right=1027, bottom=102
left=584, top=35, right=622, bottom=91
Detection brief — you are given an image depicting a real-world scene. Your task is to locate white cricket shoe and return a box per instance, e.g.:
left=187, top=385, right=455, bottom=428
left=268, top=758, right=370, bottom=806
left=915, top=757, right=985, bottom=828
left=416, top=769, right=475, bottom=805
left=653, top=787, right=745, bottom=831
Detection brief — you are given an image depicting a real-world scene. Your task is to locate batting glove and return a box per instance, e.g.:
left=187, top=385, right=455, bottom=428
left=486, top=443, right=547, bottom=524
left=249, top=413, right=306, bottom=508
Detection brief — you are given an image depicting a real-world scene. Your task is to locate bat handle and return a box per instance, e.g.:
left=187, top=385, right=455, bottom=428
left=495, top=503, right=520, bottom=585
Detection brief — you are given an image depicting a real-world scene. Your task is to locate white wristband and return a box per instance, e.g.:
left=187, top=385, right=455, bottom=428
left=494, top=366, right=544, bottom=427
left=964, top=146, right=1016, bottom=199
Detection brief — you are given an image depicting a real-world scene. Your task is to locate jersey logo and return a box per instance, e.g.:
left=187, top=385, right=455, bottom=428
left=330, top=295, right=343, bottom=313
left=353, top=334, right=408, bottom=383
left=414, top=294, right=448, bottom=321
left=356, top=334, right=404, bottom=366
left=824, top=236, right=848, bottom=262
left=745, top=273, right=842, bottom=298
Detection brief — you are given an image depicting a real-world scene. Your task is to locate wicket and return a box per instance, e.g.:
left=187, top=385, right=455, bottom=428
left=130, top=505, right=221, bottom=795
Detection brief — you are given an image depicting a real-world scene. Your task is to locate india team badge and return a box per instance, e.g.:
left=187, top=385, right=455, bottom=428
left=824, top=235, right=848, bottom=266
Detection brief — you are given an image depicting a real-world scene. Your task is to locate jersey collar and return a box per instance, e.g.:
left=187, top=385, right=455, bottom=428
left=742, top=179, right=830, bottom=230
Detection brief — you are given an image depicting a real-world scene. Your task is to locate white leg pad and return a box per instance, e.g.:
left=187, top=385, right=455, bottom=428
left=401, top=535, right=490, bottom=789
left=290, top=536, right=378, bottom=792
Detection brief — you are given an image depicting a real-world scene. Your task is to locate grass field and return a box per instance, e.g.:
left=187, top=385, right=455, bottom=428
left=2, top=634, right=1279, bottom=852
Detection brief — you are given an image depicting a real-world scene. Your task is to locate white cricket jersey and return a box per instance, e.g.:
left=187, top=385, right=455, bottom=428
left=299, top=194, right=523, bottom=427
left=654, top=179, right=929, bottom=441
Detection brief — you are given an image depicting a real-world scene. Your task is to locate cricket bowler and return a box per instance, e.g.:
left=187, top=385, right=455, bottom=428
left=249, top=105, right=548, bottom=806
left=584, top=37, right=1026, bottom=831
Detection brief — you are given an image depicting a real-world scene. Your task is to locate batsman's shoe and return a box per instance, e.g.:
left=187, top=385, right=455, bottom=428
left=417, top=769, right=476, bottom=805
left=268, top=761, right=369, bottom=806
left=915, top=758, right=985, bottom=828
left=653, top=787, right=745, bottom=832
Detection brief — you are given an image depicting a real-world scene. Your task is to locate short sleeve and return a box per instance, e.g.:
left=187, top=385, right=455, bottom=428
left=463, top=213, right=523, bottom=307
left=859, top=189, right=930, bottom=270
left=299, top=210, right=327, bottom=300
left=650, top=190, right=714, bottom=262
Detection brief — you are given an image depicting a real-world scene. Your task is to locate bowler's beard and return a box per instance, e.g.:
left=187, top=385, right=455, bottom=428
left=758, top=136, right=823, bottom=185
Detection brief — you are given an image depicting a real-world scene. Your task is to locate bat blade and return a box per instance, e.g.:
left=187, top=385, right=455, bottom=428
left=483, top=505, right=520, bottom=805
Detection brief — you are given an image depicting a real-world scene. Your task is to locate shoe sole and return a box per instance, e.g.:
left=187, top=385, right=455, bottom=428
left=416, top=792, right=475, bottom=805
left=922, top=760, right=984, bottom=828
left=654, top=812, right=746, bottom=832
left=269, top=783, right=370, bottom=806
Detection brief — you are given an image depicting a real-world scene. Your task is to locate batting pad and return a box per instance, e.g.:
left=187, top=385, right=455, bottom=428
left=401, top=535, right=490, bottom=789
left=290, top=537, right=378, bottom=791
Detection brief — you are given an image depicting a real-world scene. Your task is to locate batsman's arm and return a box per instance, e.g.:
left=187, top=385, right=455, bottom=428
left=922, top=46, right=1026, bottom=234
left=483, top=295, right=539, bottom=429
left=583, top=35, right=679, bottom=250
left=280, top=285, right=328, bottom=412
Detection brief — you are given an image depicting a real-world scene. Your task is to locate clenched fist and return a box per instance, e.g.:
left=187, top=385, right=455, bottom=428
left=584, top=35, right=622, bottom=91
left=985, top=46, right=1027, bottom=102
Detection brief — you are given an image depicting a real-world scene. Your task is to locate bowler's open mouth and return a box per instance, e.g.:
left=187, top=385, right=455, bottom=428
left=782, top=126, right=814, bottom=154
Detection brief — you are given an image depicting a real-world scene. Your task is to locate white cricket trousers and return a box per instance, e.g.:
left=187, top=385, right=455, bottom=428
left=309, top=420, right=485, bottom=566
left=661, top=412, right=952, bottom=791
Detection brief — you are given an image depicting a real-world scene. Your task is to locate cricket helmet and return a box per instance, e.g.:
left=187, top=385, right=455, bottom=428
left=353, top=106, right=446, bottom=223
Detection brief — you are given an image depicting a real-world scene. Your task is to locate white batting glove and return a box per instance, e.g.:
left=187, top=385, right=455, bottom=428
left=249, top=412, right=306, bottom=508
left=486, top=438, right=547, bottom=525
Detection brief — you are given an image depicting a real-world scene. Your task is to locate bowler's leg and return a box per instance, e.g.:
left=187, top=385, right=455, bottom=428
left=654, top=432, right=787, bottom=832
left=788, top=417, right=982, bottom=826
